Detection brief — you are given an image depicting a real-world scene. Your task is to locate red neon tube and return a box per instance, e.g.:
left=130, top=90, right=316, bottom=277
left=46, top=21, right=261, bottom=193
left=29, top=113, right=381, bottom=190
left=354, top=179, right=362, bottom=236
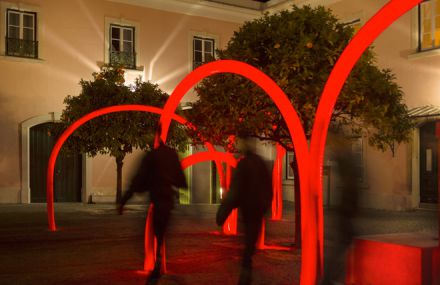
left=309, top=0, right=422, bottom=277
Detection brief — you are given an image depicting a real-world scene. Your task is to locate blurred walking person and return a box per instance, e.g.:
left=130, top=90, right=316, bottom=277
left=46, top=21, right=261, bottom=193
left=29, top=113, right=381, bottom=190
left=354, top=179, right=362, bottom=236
left=118, top=125, right=187, bottom=285
left=216, top=133, right=273, bottom=285
left=320, top=128, right=359, bottom=285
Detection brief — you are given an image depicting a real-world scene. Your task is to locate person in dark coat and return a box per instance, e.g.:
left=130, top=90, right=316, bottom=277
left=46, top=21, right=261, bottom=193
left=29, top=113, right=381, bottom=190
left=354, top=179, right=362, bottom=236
left=118, top=128, right=187, bottom=285
left=216, top=134, right=273, bottom=285
left=320, top=129, right=359, bottom=285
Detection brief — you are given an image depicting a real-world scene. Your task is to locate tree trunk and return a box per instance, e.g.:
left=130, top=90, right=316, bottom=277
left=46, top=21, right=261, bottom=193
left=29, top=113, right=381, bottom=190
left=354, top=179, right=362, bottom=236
left=116, top=156, right=124, bottom=204
left=290, top=158, right=301, bottom=249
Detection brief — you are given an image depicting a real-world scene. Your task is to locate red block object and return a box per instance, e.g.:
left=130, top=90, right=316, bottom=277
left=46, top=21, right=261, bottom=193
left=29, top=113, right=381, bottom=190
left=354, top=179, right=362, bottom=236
left=347, top=233, right=438, bottom=285
left=433, top=248, right=440, bottom=285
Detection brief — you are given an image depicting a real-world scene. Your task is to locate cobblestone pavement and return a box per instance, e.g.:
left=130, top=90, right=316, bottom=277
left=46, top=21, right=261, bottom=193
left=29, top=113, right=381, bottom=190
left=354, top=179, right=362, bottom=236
left=0, top=203, right=437, bottom=284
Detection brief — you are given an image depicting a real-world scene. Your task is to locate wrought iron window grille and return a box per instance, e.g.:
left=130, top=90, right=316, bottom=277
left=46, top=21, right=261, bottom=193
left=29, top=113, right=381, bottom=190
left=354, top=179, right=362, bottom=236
left=109, top=49, right=136, bottom=69
left=6, top=37, right=38, bottom=58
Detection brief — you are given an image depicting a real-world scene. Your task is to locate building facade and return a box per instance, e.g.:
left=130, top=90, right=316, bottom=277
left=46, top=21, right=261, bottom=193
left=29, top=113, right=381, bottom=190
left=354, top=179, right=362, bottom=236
left=1, top=0, right=439, bottom=211
left=0, top=0, right=251, bottom=204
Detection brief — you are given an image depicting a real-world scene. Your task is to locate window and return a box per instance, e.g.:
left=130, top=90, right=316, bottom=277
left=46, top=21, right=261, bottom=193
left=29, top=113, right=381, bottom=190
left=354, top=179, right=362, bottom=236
left=418, top=0, right=440, bottom=51
left=6, top=9, right=37, bottom=58
left=109, top=24, right=135, bottom=69
left=193, top=36, right=215, bottom=70
left=285, top=151, right=295, bottom=180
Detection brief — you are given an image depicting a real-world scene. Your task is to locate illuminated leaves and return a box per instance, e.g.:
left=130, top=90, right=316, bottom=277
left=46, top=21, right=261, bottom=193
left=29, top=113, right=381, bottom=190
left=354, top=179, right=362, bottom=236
left=188, top=5, right=412, bottom=153
left=55, top=65, right=188, bottom=158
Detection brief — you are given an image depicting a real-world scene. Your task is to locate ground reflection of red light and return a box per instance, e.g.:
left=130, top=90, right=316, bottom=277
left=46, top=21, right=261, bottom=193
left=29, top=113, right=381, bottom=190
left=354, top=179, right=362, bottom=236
left=134, top=270, right=149, bottom=276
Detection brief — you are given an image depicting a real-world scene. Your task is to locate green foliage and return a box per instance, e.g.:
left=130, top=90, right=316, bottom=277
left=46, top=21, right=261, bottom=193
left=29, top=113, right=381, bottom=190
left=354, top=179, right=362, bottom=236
left=188, top=5, right=413, bottom=153
left=56, top=65, right=188, bottom=158
left=54, top=65, right=188, bottom=202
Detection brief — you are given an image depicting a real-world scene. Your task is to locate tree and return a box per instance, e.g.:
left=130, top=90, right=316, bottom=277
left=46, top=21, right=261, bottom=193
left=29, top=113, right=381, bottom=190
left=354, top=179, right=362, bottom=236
left=55, top=65, right=188, bottom=203
left=187, top=6, right=413, bottom=246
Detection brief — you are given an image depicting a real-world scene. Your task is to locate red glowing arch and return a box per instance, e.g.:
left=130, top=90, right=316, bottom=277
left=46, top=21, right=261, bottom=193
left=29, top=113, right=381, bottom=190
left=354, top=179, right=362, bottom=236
left=46, top=1, right=422, bottom=284
left=309, top=0, right=422, bottom=275
left=45, top=104, right=229, bottom=231
left=157, top=2, right=422, bottom=284
left=45, top=104, right=240, bottom=272
left=158, top=59, right=314, bottom=280
left=272, top=144, right=286, bottom=220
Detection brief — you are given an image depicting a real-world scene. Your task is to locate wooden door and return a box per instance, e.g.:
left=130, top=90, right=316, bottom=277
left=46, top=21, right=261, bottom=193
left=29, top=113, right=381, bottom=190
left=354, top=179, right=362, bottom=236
left=420, top=121, right=439, bottom=204
left=30, top=123, right=82, bottom=202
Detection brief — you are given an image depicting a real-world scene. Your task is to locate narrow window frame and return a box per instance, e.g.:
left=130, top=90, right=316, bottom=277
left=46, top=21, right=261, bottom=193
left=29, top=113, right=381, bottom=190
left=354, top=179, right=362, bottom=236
left=285, top=151, right=295, bottom=180
left=109, top=23, right=136, bottom=69
left=5, top=8, right=38, bottom=59
left=192, top=36, right=215, bottom=70
left=418, top=0, right=440, bottom=52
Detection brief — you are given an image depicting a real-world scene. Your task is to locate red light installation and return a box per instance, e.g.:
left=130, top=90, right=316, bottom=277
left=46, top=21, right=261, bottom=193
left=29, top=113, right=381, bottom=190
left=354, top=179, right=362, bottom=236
left=144, top=150, right=239, bottom=272
left=309, top=0, right=422, bottom=276
left=46, top=104, right=239, bottom=273
left=144, top=204, right=157, bottom=271
left=222, top=163, right=238, bottom=235
left=272, top=144, right=286, bottom=220
left=46, top=105, right=183, bottom=231
left=221, top=135, right=238, bottom=235
left=181, top=150, right=239, bottom=236
left=46, top=105, right=227, bottom=230
left=257, top=219, right=266, bottom=249
left=46, top=1, right=422, bottom=283
left=158, top=1, right=422, bottom=281
left=158, top=59, right=313, bottom=281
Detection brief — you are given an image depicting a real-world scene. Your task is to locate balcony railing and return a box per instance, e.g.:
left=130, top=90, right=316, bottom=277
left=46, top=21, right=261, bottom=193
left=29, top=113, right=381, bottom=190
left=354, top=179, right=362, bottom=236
left=6, top=37, right=38, bottom=59
left=109, top=50, right=136, bottom=69
left=193, top=61, right=206, bottom=70
left=193, top=58, right=216, bottom=70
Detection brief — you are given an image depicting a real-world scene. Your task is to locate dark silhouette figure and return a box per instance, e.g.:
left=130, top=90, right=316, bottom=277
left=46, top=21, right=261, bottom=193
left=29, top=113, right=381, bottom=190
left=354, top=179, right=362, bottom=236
left=320, top=129, right=359, bottom=285
left=118, top=133, right=187, bottom=285
left=216, top=135, right=273, bottom=285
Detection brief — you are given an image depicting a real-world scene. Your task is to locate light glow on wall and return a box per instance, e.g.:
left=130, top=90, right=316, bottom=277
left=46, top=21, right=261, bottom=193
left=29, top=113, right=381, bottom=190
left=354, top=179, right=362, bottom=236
left=46, top=28, right=99, bottom=72
left=147, top=13, right=194, bottom=81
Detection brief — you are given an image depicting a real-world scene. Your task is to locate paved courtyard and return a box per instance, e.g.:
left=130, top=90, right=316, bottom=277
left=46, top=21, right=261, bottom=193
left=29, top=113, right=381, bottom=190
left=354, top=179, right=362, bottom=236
left=0, top=202, right=437, bottom=284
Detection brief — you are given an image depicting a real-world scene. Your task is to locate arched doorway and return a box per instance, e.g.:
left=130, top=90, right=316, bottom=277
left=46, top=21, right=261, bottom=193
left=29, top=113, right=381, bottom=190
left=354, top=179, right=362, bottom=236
left=419, top=121, right=439, bottom=204
left=29, top=122, right=82, bottom=202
